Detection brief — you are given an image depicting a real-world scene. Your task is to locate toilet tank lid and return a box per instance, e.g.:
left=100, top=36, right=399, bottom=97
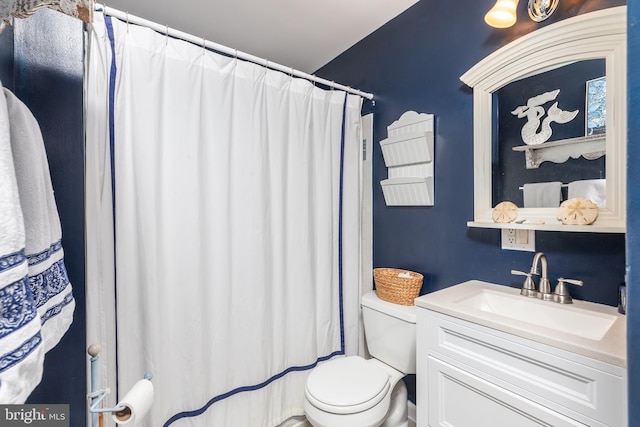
left=362, top=290, right=416, bottom=323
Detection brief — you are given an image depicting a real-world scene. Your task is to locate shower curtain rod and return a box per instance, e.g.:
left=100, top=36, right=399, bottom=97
left=96, top=6, right=375, bottom=100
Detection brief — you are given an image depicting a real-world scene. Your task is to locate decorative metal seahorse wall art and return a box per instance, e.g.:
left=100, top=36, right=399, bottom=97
left=511, top=89, right=579, bottom=146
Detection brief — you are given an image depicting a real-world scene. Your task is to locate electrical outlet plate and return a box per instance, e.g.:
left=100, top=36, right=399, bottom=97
left=501, top=229, right=536, bottom=252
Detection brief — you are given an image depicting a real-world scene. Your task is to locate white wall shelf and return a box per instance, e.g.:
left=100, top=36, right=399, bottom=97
left=380, top=131, right=433, bottom=167
left=381, top=177, right=433, bottom=206
left=380, top=111, right=435, bottom=206
left=512, top=134, right=606, bottom=169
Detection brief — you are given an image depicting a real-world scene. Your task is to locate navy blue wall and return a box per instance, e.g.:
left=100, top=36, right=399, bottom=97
left=317, top=0, right=626, bottom=408
left=626, top=0, right=639, bottom=423
left=0, top=10, right=86, bottom=426
left=318, top=0, right=626, bottom=304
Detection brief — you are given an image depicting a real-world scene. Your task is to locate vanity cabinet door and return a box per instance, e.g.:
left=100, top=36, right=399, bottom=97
left=417, top=308, right=626, bottom=427
left=421, top=311, right=626, bottom=426
left=427, top=356, right=591, bottom=427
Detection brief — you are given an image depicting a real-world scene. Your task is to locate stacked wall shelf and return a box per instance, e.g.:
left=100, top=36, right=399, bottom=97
left=380, top=111, right=435, bottom=206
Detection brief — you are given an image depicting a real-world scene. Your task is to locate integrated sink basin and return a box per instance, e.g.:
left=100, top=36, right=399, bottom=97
left=414, top=280, right=626, bottom=367
left=456, top=288, right=617, bottom=341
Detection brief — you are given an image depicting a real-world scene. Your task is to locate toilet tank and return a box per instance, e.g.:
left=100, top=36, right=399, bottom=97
left=361, top=290, right=416, bottom=374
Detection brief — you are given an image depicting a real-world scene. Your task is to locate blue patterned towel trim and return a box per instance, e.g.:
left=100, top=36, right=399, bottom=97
left=0, top=276, right=38, bottom=339
left=28, top=259, right=70, bottom=309
left=27, top=240, right=63, bottom=267
left=0, top=250, right=26, bottom=274
left=0, top=332, right=42, bottom=373
left=40, top=291, right=74, bottom=326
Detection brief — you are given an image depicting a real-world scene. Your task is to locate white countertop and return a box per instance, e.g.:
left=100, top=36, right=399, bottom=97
left=415, top=280, right=627, bottom=368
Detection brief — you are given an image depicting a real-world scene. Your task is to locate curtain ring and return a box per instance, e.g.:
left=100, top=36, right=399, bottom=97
left=234, top=49, right=238, bottom=66
left=165, top=25, right=169, bottom=45
left=202, top=37, right=206, bottom=55
left=125, top=11, right=129, bottom=33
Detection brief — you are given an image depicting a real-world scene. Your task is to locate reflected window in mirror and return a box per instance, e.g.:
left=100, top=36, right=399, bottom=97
left=492, top=59, right=606, bottom=208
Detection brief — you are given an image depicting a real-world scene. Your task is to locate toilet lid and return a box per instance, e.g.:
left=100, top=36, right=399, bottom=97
left=305, top=356, right=390, bottom=414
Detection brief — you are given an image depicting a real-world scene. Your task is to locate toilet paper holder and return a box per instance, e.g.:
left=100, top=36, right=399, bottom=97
left=87, top=344, right=153, bottom=427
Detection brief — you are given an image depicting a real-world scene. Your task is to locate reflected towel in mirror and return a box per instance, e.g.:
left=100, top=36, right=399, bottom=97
left=522, top=181, right=563, bottom=208
left=568, top=179, right=606, bottom=207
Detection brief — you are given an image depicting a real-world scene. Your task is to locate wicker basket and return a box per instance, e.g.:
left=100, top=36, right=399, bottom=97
left=373, top=268, right=423, bottom=306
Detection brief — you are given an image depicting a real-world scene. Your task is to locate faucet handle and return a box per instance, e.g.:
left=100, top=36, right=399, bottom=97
left=559, top=278, right=583, bottom=287
left=511, top=269, right=530, bottom=277
left=511, top=270, right=538, bottom=297
left=553, top=278, right=583, bottom=304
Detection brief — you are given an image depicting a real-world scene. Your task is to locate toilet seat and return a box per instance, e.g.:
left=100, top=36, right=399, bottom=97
left=305, top=356, right=390, bottom=415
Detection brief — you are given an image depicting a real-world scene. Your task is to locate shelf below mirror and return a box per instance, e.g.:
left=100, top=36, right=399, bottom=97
left=467, top=220, right=624, bottom=233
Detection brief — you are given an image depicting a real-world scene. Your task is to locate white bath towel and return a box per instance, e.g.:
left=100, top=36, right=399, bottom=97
left=568, top=179, right=606, bottom=208
left=4, top=88, right=75, bottom=353
left=0, top=83, right=45, bottom=403
left=522, top=181, right=563, bottom=208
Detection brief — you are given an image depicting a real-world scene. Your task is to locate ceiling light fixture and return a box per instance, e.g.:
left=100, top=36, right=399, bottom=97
left=485, top=0, right=559, bottom=28
left=528, top=0, right=559, bottom=22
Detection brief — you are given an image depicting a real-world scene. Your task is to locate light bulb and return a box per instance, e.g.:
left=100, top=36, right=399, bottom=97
left=484, top=0, right=520, bottom=28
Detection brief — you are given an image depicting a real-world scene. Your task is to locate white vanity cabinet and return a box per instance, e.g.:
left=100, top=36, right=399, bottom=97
left=416, top=309, right=627, bottom=427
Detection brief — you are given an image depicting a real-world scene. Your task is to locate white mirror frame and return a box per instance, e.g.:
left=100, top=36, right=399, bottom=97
left=461, top=6, right=626, bottom=233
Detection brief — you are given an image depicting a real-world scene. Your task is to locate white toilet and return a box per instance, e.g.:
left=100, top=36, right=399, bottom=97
left=304, top=290, right=416, bottom=427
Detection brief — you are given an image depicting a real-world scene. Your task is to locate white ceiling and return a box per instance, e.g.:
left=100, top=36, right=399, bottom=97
left=102, top=0, right=420, bottom=74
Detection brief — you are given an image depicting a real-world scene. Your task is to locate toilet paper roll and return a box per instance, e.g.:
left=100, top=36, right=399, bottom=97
left=112, top=379, right=154, bottom=425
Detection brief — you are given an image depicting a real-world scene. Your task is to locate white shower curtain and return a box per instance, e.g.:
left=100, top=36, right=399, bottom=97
left=86, top=13, right=364, bottom=427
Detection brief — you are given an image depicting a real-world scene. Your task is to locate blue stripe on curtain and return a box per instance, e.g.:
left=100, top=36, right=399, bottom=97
left=104, top=15, right=121, bottom=400
left=105, top=16, right=117, bottom=219
left=163, top=351, right=344, bottom=426
left=105, top=23, right=348, bottom=426
left=338, top=94, right=347, bottom=354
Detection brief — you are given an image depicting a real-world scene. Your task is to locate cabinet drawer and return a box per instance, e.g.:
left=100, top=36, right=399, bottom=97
left=428, top=356, right=591, bottom=427
left=424, top=311, right=625, bottom=427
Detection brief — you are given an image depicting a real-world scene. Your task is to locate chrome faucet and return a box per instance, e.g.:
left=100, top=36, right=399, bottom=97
left=511, top=252, right=551, bottom=299
left=530, top=252, right=552, bottom=300
left=512, top=252, right=585, bottom=304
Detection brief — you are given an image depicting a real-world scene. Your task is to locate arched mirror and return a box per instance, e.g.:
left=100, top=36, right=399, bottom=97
left=461, top=6, right=626, bottom=232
